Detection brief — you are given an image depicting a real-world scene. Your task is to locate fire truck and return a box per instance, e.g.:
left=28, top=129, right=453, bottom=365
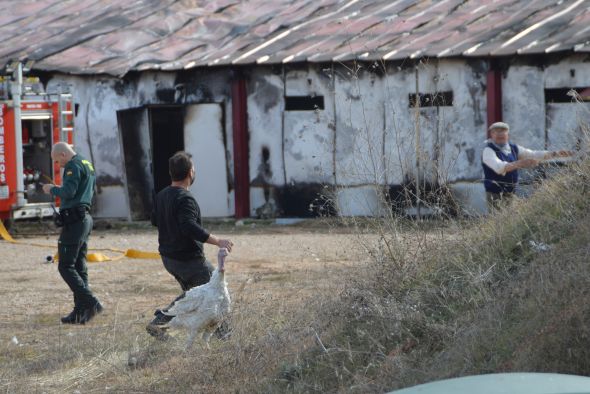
left=0, top=61, right=74, bottom=228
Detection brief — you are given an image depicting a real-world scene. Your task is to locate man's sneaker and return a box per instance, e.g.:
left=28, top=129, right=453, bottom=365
left=214, top=321, right=232, bottom=341
left=146, top=310, right=172, bottom=340
left=60, top=308, right=81, bottom=324
left=150, top=309, right=173, bottom=325
left=146, top=323, right=171, bottom=341
left=78, top=302, right=103, bottom=325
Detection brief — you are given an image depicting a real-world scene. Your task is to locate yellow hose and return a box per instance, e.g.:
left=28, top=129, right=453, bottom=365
left=0, top=220, right=15, bottom=243
left=0, top=220, right=160, bottom=262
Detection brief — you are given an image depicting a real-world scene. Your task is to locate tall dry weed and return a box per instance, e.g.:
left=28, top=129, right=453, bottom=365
left=263, top=79, right=590, bottom=392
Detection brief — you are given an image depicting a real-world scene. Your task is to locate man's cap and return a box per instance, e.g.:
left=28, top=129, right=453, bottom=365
left=488, top=122, right=509, bottom=131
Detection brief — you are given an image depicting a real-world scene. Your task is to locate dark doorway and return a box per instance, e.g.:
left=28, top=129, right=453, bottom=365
left=149, top=106, right=184, bottom=193
left=118, top=106, right=184, bottom=220
left=118, top=108, right=153, bottom=221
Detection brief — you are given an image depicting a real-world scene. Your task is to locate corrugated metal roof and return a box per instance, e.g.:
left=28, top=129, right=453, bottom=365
left=1, top=0, right=589, bottom=76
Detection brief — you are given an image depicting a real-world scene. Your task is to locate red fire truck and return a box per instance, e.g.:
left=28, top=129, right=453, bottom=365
left=0, top=62, right=74, bottom=228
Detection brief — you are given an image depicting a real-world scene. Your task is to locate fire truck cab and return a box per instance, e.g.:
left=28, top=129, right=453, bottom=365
left=0, top=62, right=74, bottom=226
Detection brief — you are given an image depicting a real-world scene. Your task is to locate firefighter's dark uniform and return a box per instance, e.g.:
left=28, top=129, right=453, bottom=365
left=50, top=154, right=101, bottom=322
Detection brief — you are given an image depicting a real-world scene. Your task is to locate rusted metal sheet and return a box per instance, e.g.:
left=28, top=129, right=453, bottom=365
left=0, top=0, right=589, bottom=76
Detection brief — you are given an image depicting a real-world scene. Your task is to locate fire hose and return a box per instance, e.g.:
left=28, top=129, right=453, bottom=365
left=0, top=219, right=160, bottom=262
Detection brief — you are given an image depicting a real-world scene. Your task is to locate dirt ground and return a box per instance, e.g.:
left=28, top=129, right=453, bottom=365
left=0, top=220, right=367, bottom=391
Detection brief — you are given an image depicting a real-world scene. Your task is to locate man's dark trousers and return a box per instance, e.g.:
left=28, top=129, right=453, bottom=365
left=58, top=213, right=98, bottom=310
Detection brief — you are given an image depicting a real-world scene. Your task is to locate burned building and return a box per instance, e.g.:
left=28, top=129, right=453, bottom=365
left=1, top=0, right=589, bottom=219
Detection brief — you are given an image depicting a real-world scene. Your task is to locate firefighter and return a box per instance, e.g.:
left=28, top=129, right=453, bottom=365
left=42, top=142, right=103, bottom=324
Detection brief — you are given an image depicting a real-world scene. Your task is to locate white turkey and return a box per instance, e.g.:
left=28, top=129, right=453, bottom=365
left=163, top=248, right=231, bottom=349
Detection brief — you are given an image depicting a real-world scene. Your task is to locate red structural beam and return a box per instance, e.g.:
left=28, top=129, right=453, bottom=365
left=231, top=78, right=250, bottom=218
left=486, top=67, right=502, bottom=138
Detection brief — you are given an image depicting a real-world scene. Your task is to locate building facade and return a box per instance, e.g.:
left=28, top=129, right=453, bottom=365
left=39, top=54, right=590, bottom=219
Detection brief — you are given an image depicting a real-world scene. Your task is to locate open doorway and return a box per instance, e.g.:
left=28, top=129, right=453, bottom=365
left=118, top=108, right=152, bottom=220
left=149, top=106, right=184, bottom=193
left=118, top=105, right=184, bottom=220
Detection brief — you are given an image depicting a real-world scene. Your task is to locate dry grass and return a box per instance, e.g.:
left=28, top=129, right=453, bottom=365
left=262, top=157, right=590, bottom=393
left=0, top=228, right=367, bottom=393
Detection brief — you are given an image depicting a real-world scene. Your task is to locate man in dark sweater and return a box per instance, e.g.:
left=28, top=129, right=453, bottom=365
left=147, top=151, right=233, bottom=339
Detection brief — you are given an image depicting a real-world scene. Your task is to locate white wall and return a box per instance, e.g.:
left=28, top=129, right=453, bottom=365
left=42, top=55, right=590, bottom=219
left=246, top=60, right=490, bottom=217
left=502, top=65, right=546, bottom=150
left=247, top=70, right=285, bottom=215
left=283, top=66, right=336, bottom=184
left=46, top=70, right=234, bottom=219
left=382, top=60, right=487, bottom=186
left=185, top=104, right=231, bottom=217
left=334, top=67, right=386, bottom=186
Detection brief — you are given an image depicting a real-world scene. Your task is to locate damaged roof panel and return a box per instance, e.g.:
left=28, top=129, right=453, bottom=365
left=0, top=0, right=588, bottom=76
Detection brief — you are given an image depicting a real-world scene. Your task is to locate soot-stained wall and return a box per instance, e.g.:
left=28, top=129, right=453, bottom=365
left=40, top=54, right=589, bottom=219
left=247, top=60, right=490, bottom=217
left=45, top=69, right=234, bottom=218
